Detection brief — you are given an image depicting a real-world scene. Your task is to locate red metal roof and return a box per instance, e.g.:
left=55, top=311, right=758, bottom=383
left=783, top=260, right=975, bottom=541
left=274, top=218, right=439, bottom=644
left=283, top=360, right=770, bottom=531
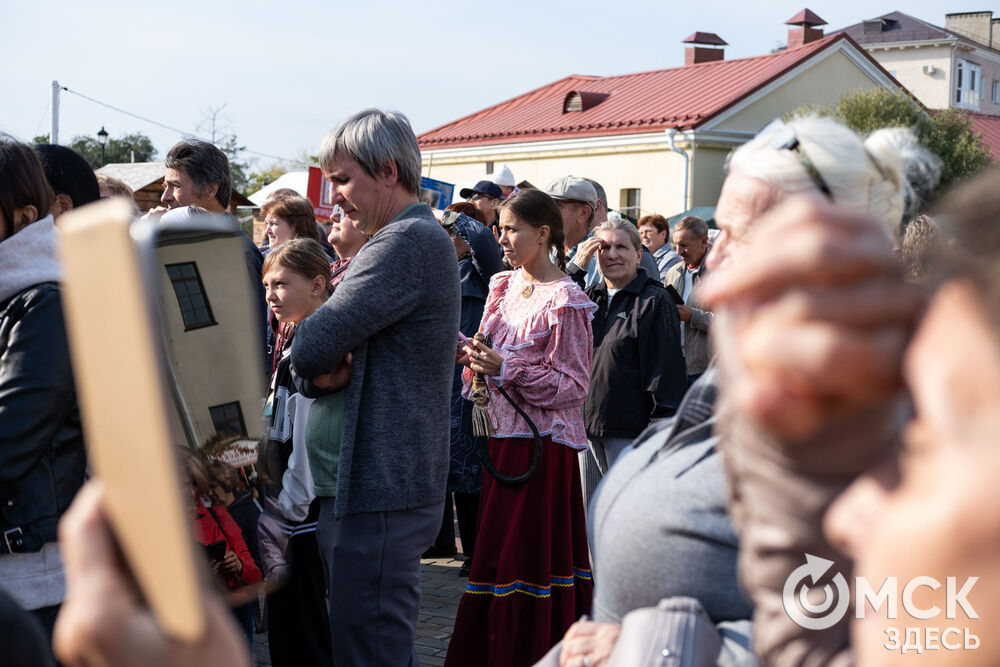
left=969, top=112, right=1000, bottom=160
left=419, top=33, right=855, bottom=149
left=682, top=32, right=729, bottom=46
left=786, top=9, right=827, bottom=26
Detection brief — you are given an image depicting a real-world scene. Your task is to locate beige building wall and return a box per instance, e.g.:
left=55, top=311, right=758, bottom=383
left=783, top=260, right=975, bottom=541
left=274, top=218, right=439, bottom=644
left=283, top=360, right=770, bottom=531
left=951, top=45, right=1000, bottom=113
left=975, top=54, right=1000, bottom=113
left=714, top=50, right=889, bottom=132
left=689, top=146, right=732, bottom=208
left=157, top=236, right=265, bottom=447
left=862, top=46, right=953, bottom=109
left=424, top=143, right=691, bottom=219
left=863, top=41, right=1000, bottom=114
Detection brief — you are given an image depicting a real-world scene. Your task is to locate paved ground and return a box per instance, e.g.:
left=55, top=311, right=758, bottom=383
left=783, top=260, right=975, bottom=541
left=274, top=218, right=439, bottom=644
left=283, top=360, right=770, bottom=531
left=414, top=555, right=467, bottom=666
left=253, top=552, right=467, bottom=666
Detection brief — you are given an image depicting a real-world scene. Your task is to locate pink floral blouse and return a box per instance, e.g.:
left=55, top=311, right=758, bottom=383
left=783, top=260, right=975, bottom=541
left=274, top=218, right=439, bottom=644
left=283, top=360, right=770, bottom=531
left=463, top=270, right=596, bottom=450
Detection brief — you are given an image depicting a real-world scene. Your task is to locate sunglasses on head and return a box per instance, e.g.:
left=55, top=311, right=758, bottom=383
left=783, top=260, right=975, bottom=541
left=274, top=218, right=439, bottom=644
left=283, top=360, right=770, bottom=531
left=757, top=119, right=834, bottom=201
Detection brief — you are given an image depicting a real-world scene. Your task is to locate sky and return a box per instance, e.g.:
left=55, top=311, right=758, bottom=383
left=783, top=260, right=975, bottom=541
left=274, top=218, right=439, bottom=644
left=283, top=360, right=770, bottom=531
left=1, top=1, right=953, bottom=175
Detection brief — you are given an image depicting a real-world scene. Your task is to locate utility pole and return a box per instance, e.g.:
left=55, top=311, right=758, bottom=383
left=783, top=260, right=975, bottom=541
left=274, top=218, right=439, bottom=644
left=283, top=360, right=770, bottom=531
left=51, top=80, right=61, bottom=144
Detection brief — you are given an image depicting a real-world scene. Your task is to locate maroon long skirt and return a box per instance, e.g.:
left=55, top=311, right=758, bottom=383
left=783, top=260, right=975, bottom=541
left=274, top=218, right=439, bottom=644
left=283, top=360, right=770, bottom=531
left=444, top=436, right=593, bottom=667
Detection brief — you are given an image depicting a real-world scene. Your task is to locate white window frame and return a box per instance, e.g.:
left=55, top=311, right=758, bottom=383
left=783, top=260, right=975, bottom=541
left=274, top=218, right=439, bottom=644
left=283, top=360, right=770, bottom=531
left=955, top=59, right=983, bottom=109
left=992, top=80, right=999, bottom=104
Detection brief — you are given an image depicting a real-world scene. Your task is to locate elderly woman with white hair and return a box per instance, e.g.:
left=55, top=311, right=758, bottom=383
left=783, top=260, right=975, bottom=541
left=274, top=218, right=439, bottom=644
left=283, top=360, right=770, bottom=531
left=289, top=108, right=460, bottom=665
left=545, top=116, right=939, bottom=667
left=710, top=115, right=937, bottom=266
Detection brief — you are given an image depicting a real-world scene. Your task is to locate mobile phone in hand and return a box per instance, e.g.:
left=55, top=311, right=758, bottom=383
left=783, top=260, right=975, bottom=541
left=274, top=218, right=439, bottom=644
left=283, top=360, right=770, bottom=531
left=203, top=539, right=227, bottom=563
left=665, top=285, right=685, bottom=305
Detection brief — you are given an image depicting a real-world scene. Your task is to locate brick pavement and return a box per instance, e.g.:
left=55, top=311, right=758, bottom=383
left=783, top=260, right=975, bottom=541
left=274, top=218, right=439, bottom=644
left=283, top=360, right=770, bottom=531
left=414, top=555, right=467, bottom=666
left=253, top=553, right=467, bottom=666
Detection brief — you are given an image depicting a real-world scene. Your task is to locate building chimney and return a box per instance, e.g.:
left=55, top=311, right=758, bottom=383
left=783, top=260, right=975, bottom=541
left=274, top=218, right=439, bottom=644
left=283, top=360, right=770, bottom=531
left=993, top=17, right=1000, bottom=49
left=682, top=32, right=728, bottom=66
left=786, top=9, right=827, bottom=49
left=945, top=11, right=994, bottom=48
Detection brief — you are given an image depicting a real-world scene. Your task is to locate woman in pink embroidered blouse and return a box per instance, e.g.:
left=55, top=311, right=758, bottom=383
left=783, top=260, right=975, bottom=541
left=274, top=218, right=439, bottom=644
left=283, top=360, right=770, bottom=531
left=445, top=189, right=596, bottom=667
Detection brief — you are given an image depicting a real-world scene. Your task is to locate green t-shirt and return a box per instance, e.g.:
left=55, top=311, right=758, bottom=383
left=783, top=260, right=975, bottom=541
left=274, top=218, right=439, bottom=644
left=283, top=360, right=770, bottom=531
left=305, top=388, right=347, bottom=497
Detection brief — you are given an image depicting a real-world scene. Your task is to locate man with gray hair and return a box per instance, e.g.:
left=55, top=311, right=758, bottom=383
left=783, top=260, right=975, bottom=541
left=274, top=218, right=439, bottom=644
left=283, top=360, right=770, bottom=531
left=291, top=108, right=460, bottom=665
left=158, top=139, right=234, bottom=214
left=664, top=215, right=713, bottom=385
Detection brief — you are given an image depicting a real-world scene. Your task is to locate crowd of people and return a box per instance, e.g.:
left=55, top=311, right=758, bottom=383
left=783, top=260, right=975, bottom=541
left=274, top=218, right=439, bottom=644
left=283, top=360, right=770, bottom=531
left=0, top=101, right=997, bottom=667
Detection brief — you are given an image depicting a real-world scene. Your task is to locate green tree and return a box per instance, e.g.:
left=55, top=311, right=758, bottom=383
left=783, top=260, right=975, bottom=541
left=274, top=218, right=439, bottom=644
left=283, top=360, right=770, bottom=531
left=246, top=164, right=288, bottom=195
left=67, top=132, right=158, bottom=168
left=921, top=108, right=994, bottom=189
left=219, top=134, right=251, bottom=195
left=790, top=88, right=992, bottom=192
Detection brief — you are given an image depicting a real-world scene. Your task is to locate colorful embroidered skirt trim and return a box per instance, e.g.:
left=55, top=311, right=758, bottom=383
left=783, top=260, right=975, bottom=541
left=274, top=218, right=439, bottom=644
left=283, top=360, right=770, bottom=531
left=445, top=436, right=593, bottom=667
left=465, top=568, right=593, bottom=598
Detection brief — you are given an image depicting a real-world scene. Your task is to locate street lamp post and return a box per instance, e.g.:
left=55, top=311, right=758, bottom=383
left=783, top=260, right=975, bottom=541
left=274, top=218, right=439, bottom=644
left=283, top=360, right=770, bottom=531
left=97, top=126, right=109, bottom=166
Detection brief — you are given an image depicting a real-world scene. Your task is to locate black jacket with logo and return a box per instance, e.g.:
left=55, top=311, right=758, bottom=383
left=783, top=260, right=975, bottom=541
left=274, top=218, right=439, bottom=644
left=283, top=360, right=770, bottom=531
left=583, top=269, right=687, bottom=439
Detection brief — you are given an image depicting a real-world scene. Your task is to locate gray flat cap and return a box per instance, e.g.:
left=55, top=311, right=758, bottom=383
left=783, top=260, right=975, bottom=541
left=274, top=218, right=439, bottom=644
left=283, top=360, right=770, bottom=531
left=544, top=176, right=597, bottom=209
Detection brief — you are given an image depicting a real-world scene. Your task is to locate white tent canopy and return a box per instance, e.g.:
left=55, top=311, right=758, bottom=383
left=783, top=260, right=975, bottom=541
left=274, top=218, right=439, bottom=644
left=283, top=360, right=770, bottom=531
left=247, top=171, right=310, bottom=205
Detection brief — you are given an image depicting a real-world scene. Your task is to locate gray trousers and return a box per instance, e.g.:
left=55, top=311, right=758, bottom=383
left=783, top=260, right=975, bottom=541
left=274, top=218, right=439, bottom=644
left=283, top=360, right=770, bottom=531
left=579, top=435, right=635, bottom=515
left=316, top=498, right=444, bottom=667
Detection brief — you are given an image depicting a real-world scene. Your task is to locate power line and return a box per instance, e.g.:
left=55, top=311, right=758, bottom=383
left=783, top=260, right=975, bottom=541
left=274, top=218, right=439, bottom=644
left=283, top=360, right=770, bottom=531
left=33, top=98, right=51, bottom=138
left=59, top=85, right=310, bottom=167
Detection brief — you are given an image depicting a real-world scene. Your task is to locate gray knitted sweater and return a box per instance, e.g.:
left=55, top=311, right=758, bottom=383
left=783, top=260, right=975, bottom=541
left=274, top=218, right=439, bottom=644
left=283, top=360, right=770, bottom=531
left=291, top=203, right=460, bottom=517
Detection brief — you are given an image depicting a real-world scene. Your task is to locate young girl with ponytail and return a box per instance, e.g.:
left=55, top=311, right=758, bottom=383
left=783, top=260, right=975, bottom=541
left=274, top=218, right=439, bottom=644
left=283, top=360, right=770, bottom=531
left=446, top=188, right=596, bottom=666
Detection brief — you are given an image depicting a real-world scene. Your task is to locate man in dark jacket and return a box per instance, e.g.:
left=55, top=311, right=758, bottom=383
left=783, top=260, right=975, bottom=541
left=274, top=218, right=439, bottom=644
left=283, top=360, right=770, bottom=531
left=581, top=218, right=687, bottom=510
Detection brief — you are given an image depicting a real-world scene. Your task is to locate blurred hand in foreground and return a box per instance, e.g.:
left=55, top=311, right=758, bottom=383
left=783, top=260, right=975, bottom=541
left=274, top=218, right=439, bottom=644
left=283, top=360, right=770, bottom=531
left=701, top=198, right=924, bottom=442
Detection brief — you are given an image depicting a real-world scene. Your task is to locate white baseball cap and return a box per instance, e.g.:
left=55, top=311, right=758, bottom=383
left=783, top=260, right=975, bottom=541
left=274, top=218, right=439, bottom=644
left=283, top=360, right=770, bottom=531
left=492, top=164, right=515, bottom=187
